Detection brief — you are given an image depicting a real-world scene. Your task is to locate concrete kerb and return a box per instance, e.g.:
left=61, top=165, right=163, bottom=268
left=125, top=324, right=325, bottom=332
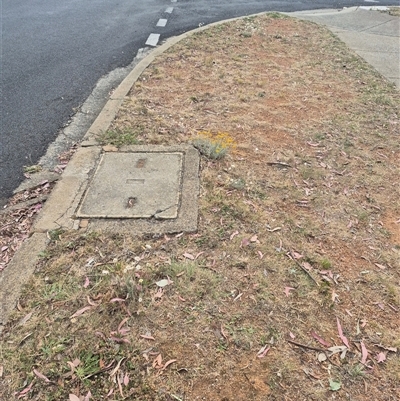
left=0, top=233, right=49, bottom=333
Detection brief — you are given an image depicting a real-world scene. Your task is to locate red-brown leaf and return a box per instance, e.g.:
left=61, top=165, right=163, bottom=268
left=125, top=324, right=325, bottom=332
left=195, top=251, right=205, bottom=260
left=284, top=287, right=295, bottom=297
left=83, top=390, right=92, bottom=401
left=311, top=331, right=331, bottom=347
left=70, top=306, right=92, bottom=319
left=33, top=369, right=51, bottom=383
left=17, top=381, right=34, bottom=398
left=230, top=231, right=239, bottom=240
left=250, top=234, right=258, bottom=243
left=140, top=334, right=155, bottom=341
left=118, top=318, right=129, bottom=333
left=87, top=296, right=99, bottom=306
left=110, top=298, right=126, bottom=303
left=336, top=318, right=350, bottom=348
left=241, top=238, right=250, bottom=247
left=153, top=354, right=162, bottom=368
left=376, top=352, right=386, bottom=363
left=292, top=251, right=303, bottom=259
left=162, top=359, right=177, bottom=370
left=360, top=341, right=368, bottom=364
left=257, top=345, right=270, bottom=358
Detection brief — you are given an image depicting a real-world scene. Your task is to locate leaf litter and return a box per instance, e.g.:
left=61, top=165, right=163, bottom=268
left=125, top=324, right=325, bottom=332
left=1, top=13, right=400, bottom=401
left=0, top=180, right=56, bottom=272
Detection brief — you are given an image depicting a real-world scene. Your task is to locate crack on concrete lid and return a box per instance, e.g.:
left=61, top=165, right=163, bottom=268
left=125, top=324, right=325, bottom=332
left=76, top=152, right=183, bottom=219
left=153, top=204, right=176, bottom=219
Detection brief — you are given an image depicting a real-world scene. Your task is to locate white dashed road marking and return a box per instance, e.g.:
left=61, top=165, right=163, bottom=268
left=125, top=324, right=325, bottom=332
left=157, top=18, right=168, bottom=27
left=145, top=1, right=176, bottom=47
left=145, top=33, right=160, bottom=47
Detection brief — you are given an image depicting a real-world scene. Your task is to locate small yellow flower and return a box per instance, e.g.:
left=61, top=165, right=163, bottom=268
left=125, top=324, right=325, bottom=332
left=192, top=131, right=236, bottom=159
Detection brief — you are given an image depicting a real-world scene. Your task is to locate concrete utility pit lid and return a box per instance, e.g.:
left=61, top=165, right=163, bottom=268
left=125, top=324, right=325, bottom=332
left=77, top=152, right=183, bottom=219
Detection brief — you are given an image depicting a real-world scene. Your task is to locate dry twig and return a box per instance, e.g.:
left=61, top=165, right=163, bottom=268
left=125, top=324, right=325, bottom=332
left=288, top=250, right=320, bottom=287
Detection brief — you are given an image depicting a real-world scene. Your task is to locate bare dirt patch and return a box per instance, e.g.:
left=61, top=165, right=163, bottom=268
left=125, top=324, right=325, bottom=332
left=1, top=14, right=399, bottom=401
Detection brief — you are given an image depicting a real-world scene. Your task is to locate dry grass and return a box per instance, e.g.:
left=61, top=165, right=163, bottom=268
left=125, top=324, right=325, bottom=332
left=387, top=7, right=400, bottom=17
left=1, top=14, right=399, bottom=401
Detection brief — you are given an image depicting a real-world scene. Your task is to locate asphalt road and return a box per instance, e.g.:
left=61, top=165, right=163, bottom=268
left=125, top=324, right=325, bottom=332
left=1, top=0, right=398, bottom=205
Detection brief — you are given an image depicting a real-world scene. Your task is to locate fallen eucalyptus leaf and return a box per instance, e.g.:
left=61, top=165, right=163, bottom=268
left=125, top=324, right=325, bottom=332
left=70, top=306, right=92, bottom=319
left=327, top=345, right=347, bottom=355
left=183, top=252, right=194, bottom=260
left=376, top=352, right=386, bottom=363
left=336, top=318, right=350, bottom=348
left=360, top=341, right=368, bottom=364
left=156, top=279, right=171, bottom=288
left=329, top=379, right=341, bottom=391
left=257, top=345, right=270, bottom=358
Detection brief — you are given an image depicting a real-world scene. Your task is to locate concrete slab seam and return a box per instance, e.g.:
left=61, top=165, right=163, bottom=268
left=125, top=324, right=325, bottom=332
left=358, top=18, right=400, bottom=33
